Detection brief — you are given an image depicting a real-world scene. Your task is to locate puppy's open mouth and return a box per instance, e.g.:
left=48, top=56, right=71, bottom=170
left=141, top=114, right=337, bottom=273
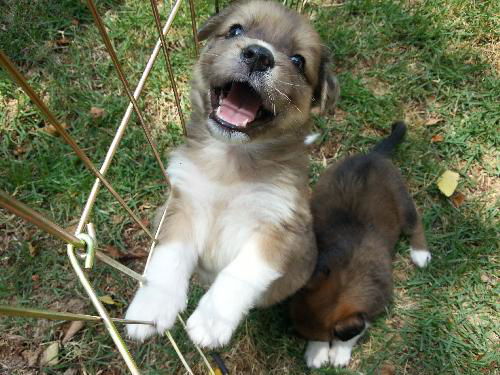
left=210, top=82, right=273, bottom=132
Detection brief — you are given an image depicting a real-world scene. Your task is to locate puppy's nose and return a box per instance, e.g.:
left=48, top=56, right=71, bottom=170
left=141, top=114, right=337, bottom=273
left=241, top=44, right=275, bottom=72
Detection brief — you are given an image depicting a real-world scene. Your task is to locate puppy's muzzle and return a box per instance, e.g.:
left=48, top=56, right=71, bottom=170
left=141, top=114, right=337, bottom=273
left=208, top=44, right=276, bottom=134
left=241, top=44, right=275, bottom=73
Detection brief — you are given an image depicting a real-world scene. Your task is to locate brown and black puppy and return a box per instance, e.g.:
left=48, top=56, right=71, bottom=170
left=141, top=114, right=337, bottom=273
left=125, top=1, right=339, bottom=349
left=290, top=122, right=431, bottom=368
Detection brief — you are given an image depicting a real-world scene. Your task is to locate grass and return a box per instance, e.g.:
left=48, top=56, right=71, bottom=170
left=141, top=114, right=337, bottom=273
left=0, top=0, right=498, bottom=373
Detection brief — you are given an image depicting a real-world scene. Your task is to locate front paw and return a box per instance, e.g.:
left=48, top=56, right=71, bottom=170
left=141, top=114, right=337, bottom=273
left=125, top=283, right=186, bottom=342
left=305, top=341, right=330, bottom=368
left=410, top=248, right=432, bottom=268
left=329, top=343, right=352, bottom=368
left=186, top=296, right=238, bottom=348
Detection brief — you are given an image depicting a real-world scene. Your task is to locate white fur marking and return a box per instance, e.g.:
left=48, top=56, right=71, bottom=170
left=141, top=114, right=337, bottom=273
left=329, top=329, right=366, bottom=368
left=304, top=132, right=320, bottom=145
left=167, top=142, right=298, bottom=280
left=410, top=247, right=432, bottom=268
left=187, top=238, right=281, bottom=348
left=125, top=242, right=197, bottom=341
left=305, top=341, right=330, bottom=368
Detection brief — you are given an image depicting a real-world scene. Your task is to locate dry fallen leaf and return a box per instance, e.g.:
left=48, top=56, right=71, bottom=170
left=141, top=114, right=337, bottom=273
left=480, top=273, right=495, bottom=285
left=62, top=321, right=85, bottom=344
left=43, top=122, right=68, bottom=136
left=437, top=170, right=459, bottom=197
left=120, top=248, right=149, bottom=260
left=103, top=245, right=123, bottom=258
left=13, top=145, right=27, bottom=155
left=65, top=223, right=79, bottom=235
left=90, top=107, right=105, bottom=119
left=451, top=191, right=465, bottom=208
left=380, top=363, right=396, bottom=375
left=98, top=295, right=116, bottom=305
left=139, top=203, right=153, bottom=210
left=22, top=347, right=42, bottom=367
left=111, top=214, right=124, bottom=224
left=425, top=116, right=443, bottom=126
left=431, top=134, right=444, bottom=143
left=40, top=342, right=59, bottom=366
left=28, top=242, right=38, bottom=257
left=55, top=37, right=71, bottom=46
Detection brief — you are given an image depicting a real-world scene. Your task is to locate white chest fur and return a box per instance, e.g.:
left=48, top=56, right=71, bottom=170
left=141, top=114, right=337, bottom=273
left=166, top=141, right=300, bottom=282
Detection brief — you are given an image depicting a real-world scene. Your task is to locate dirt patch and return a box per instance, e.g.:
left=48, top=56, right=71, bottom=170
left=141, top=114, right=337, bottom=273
left=480, top=41, right=500, bottom=73
left=0, top=337, right=35, bottom=375
left=466, top=160, right=500, bottom=204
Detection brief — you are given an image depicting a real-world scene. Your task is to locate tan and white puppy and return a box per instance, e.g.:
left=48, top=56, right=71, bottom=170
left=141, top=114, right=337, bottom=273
left=125, top=0, right=338, bottom=348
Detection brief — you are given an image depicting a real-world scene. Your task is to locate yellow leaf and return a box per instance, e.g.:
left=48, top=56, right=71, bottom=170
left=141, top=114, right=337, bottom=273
left=98, top=295, right=116, bottom=305
left=437, top=170, right=459, bottom=197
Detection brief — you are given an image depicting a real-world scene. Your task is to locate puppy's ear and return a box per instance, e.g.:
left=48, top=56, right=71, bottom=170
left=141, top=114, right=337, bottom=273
left=312, top=49, right=340, bottom=114
left=197, top=9, right=230, bottom=41
left=332, top=313, right=366, bottom=341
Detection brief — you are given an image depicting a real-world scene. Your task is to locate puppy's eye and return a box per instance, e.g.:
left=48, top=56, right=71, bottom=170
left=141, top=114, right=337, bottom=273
left=227, top=24, right=244, bottom=38
left=290, top=54, right=305, bottom=72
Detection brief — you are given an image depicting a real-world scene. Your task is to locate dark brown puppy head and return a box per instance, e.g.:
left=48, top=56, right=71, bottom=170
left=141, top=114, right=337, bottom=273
left=191, top=0, right=339, bottom=144
left=290, top=269, right=366, bottom=342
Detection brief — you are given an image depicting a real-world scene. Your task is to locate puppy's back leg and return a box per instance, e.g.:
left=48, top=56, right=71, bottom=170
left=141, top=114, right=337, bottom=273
left=408, top=215, right=431, bottom=268
left=393, top=182, right=431, bottom=268
left=398, top=195, right=431, bottom=267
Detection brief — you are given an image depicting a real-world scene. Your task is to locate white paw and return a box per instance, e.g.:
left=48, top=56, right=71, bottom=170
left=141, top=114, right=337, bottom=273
left=329, top=342, right=352, bottom=368
left=304, top=132, right=320, bottom=145
left=305, top=341, right=330, bottom=368
left=125, top=283, right=186, bottom=342
left=186, top=293, right=237, bottom=348
left=410, top=248, right=432, bottom=268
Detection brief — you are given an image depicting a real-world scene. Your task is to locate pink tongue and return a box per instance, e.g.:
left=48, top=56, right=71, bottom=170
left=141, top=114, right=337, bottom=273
left=217, top=82, right=262, bottom=127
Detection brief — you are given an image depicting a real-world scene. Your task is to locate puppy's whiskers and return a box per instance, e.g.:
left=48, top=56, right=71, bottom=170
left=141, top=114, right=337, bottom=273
left=270, top=84, right=291, bottom=103
left=275, top=79, right=307, bottom=88
left=270, top=84, right=303, bottom=114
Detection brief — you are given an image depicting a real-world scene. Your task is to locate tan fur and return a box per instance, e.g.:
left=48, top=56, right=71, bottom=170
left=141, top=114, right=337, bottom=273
left=126, top=1, right=343, bottom=346
left=162, top=0, right=337, bottom=306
